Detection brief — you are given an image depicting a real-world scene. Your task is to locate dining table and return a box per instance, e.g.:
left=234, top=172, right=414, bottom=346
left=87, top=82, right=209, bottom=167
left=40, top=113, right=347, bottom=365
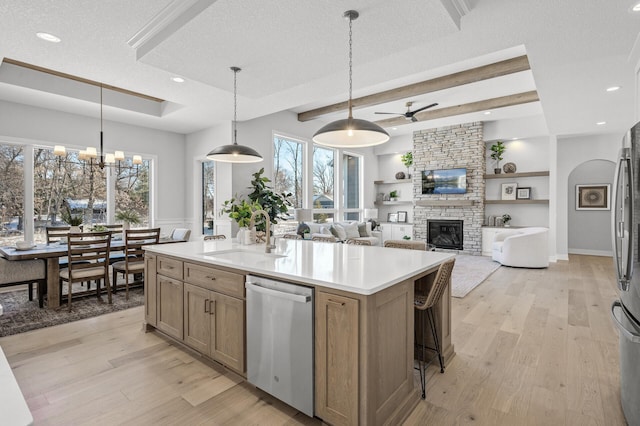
left=0, top=237, right=179, bottom=309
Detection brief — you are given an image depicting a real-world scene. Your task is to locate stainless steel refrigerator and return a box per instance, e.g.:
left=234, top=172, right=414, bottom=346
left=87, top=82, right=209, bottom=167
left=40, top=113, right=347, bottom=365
left=612, top=121, right=640, bottom=426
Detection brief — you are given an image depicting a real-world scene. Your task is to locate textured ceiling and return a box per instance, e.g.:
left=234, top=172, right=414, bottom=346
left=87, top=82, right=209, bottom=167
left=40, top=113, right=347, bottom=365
left=0, top=0, right=638, bottom=139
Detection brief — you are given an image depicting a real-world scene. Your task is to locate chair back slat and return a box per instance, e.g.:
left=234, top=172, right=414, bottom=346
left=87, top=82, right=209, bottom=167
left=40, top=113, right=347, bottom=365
left=46, top=226, right=70, bottom=244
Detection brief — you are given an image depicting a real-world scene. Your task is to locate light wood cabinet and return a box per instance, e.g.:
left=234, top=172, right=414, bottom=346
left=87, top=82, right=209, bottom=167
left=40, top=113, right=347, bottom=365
left=157, top=275, right=184, bottom=340
left=181, top=266, right=246, bottom=374
left=316, top=291, right=359, bottom=426
left=144, top=253, right=157, bottom=326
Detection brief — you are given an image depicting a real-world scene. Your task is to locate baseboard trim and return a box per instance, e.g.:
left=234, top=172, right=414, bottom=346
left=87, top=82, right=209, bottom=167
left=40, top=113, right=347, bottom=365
left=568, top=249, right=613, bottom=257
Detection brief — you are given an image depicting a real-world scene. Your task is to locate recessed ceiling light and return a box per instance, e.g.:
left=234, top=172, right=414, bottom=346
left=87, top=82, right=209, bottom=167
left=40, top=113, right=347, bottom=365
left=484, top=111, right=491, bottom=115
left=597, top=121, right=606, bottom=125
left=606, top=86, right=621, bottom=92
left=171, top=76, right=185, bottom=83
left=36, top=32, right=61, bottom=43
left=632, top=2, right=640, bottom=12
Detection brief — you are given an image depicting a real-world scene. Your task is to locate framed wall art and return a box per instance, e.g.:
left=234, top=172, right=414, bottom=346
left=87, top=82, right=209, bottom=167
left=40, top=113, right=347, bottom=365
left=397, top=211, right=407, bottom=223
left=576, top=184, right=610, bottom=210
left=387, top=213, right=398, bottom=223
left=516, top=187, right=531, bottom=200
left=501, top=183, right=517, bottom=200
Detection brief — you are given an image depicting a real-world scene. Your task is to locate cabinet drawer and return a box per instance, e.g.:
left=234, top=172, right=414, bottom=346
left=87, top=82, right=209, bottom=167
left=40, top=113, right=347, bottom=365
left=184, top=262, right=244, bottom=299
left=157, top=255, right=183, bottom=280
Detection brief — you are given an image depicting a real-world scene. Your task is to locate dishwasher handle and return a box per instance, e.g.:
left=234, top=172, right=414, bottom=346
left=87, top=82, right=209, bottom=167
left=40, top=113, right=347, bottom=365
left=245, top=282, right=311, bottom=303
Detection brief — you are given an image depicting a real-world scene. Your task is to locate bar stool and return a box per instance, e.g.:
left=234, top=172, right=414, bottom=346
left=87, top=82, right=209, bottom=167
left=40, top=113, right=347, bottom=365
left=204, top=234, right=226, bottom=241
left=414, top=258, right=455, bottom=399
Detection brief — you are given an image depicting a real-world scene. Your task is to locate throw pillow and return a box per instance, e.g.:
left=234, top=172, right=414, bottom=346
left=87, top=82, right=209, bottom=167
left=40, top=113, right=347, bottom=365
left=357, top=222, right=368, bottom=237
left=330, top=224, right=347, bottom=240
left=344, top=222, right=360, bottom=239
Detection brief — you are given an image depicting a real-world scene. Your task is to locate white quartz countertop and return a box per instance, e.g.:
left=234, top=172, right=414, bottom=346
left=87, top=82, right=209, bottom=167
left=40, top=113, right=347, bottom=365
left=0, top=345, right=33, bottom=426
left=145, top=239, right=455, bottom=295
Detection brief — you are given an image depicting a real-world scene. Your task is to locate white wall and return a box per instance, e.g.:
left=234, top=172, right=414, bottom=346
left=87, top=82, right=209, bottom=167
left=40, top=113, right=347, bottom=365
left=0, top=100, right=186, bottom=231
left=567, top=160, right=615, bottom=256
left=556, top=133, right=621, bottom=259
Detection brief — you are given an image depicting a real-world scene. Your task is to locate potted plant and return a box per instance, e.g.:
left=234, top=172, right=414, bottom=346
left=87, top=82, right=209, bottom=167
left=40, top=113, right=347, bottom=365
left=246, top=168, right=292, bottom=233
left=220, top=197, right=261, bottom=228
left=60, top=205, right=83, bottom=232
left=115, top=209, right=141, bottom=230
left=389, top=190, right=399, bottom=201
left=490, top=141, right=506, bottom=174
left=502, top=213, right=512, bottom=227
left=401, top=152, right=413, bottom=179
left=402, top=235, right=411, bottom=240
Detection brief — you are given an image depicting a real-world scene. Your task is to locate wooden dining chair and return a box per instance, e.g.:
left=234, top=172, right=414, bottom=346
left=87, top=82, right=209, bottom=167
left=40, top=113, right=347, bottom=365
left=45, top=226, right=70, bottom=244
left=59, top=231, right=112, bottom=312
left=111, top=228, right=160, bottom=300
left=204, top=234, right=226, bottom=241
left=414, top=258, right=455, bottom=399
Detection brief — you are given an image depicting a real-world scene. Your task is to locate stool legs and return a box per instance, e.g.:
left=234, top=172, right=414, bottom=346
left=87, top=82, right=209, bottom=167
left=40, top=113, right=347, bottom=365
left=415, top=307, right=446, bottom=399
left=428, top=307, right=445, bottom=373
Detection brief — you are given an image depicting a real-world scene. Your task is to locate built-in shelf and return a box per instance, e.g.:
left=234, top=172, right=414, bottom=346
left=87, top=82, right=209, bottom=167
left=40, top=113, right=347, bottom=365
left=415, top=200, right=474, bottom=207
left=374, top=179, right=413, bottom=184
left=483, top=171, right=549, bottom=179
left=484, top=199, right=549, bottom=204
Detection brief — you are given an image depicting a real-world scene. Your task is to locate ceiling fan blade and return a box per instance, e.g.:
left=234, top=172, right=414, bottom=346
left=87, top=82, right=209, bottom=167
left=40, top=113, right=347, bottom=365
left=411, top=116, right=418, bottom=123
left=374, top=112, right=403, bottom=115
left=410, top=103, right=439, bottom=115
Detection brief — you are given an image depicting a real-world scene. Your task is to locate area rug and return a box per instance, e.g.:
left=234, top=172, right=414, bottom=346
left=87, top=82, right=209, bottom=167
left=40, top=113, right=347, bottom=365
left=451, top=255, right=501, bottom=298
left=0, top=287, right=143, bottom=337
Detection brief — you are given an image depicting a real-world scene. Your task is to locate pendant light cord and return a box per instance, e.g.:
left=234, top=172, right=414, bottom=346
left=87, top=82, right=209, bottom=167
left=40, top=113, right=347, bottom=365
left=233, top=67, right=238, bottom=146
left=347, top=13, right=353, bottom=119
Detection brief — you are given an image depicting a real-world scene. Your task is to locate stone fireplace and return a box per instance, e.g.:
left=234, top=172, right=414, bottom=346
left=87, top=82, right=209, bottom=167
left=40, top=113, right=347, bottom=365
left=428, top=220, right=463, bottom=250
left=412, top=122, right=485, bottom=255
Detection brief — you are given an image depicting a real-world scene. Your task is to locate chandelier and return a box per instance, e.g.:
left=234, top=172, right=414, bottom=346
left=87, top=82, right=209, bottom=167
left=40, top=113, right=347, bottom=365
left=53, top=85, right=143, bottom=170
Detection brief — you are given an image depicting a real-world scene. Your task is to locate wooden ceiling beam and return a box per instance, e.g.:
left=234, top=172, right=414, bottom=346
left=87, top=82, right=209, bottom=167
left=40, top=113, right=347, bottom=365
left=374, top=90, right=540, bottom=127
left=297, top=55, right=531, bottom=122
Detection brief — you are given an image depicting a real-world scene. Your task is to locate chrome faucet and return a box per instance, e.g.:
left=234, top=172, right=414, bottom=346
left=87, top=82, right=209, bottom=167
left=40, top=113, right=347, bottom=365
left=250, top=209, right=275, bottom=253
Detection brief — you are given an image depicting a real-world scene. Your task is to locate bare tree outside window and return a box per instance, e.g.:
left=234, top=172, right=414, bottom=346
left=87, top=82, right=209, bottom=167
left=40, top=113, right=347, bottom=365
left=0, top=145, right=25, bottom=244
left=202, top=161, right=215, bottom=235
left=273, top=136, right=303, bottom=209
left=313, top=146, right=335, bottom=212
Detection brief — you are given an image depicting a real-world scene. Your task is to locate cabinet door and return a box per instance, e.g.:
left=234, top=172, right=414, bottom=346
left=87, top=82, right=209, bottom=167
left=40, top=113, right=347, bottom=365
left=211, top=292, right=245, bottom=374
left=380, top=224, right=392, bottom=243
left=157, top=276, right=184, bottom=340
left=482, top=228, right=499, bottom=256
left=315, top=291, right=359, bottom=426
left=392, top=224, right=413, bottom=240
left=183, top=283, right=211, bottom=354
left=144, top=254, right=157, bottom=326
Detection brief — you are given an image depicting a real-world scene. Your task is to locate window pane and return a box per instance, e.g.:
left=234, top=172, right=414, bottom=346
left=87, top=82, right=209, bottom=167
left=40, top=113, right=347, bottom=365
left=115, top=158, right=150, bottom=228
left=202, top=161, right=215, bottom=235
left=34, top=149, right=107, bottom=242
left=313, top=146, right=334, bottom=210
left=344, top=212, right=360, bottom=221
left=273, top=136, right=303, bottom=209
left=0, top=145, right=24, bottom=245
left=313, top=212, right=334, bottom=224
left=343, top=153, right=360, bottom=209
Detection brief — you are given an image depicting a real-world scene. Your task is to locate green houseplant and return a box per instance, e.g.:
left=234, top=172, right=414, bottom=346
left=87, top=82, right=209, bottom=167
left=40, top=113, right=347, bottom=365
left=60, top=205, right=83, bottom=227
left=400, top=152, right=413, bottom=179
left=490, top=141, right=506, bottom=174
left=246, top=168, right=292, bottom=232
left=389, top=190, right=399, bottom=201
left=220, top=197, right=261, bottom=228
left=502, top=213, right=512, bottom=227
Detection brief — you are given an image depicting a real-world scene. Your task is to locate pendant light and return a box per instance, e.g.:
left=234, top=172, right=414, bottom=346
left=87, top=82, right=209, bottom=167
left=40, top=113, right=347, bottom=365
left=207, top=66, right=263, bottom=163
left=313, top=10, right=389, bottom=148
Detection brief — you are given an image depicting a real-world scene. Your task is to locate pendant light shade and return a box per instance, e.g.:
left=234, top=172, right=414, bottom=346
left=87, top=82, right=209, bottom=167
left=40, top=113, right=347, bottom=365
left=313, top=10, right=389, bottom=148
left=207, top=67, right=263, bottom=163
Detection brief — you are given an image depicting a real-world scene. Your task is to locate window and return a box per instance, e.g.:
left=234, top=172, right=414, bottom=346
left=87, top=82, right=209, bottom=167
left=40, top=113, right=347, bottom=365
left=202, top=160, right=215, bottom=235
left=273, top=135, right=304, bottom=209
left=313, top=145, right=335, bottom=222
left=115, top=158, right=150, bottom=228
left=0, top=144, right=25, bottom=245
left=342, top=153, right=361, bottom=221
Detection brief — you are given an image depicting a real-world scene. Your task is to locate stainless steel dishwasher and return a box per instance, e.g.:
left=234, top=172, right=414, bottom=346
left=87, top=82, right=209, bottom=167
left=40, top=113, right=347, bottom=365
left=245, top=275, right=314, bottom=417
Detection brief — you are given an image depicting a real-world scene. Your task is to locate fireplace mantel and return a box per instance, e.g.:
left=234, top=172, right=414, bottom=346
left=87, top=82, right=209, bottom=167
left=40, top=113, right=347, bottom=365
left=415, top=200, right=474, bottom=207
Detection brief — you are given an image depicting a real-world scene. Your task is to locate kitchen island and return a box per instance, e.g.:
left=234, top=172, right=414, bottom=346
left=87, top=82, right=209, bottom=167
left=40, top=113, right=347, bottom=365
left=143, top=238, right=455, bottom=426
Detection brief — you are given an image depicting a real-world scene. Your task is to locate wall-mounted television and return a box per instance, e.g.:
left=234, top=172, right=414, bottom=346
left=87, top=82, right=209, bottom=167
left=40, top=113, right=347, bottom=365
left=421, top=168, right=467, bottom=194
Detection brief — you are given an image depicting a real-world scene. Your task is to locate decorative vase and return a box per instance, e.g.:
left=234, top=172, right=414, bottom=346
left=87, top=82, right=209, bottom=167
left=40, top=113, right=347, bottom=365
left=123, top=222, right=131, bottom=231
left=395, top=171, right=405, bottom=180
left=494, top=168, right=502, bottom=174
left=237, top=227, right=247, bottom=244
left=70, top=225, right=82, bottom=234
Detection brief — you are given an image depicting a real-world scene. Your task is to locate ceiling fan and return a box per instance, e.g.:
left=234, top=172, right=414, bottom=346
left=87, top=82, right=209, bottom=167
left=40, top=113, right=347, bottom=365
left=375, top=101, right=438, bottom=122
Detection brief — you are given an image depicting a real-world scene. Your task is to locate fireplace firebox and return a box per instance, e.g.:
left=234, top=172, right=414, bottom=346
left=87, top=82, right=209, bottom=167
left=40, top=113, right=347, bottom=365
left=427, top=220, right=463, bottom=250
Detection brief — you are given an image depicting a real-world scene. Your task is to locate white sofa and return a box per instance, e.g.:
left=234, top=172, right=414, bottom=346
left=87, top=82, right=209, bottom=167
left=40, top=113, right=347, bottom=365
left=491, top=227, right=549, bottom=268
left=292, top=221, right=380, bottom=245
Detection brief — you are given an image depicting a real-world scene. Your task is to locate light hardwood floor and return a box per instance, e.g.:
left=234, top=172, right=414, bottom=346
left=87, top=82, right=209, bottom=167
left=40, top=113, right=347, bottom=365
left=0, top=255, right=626, bottom=425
